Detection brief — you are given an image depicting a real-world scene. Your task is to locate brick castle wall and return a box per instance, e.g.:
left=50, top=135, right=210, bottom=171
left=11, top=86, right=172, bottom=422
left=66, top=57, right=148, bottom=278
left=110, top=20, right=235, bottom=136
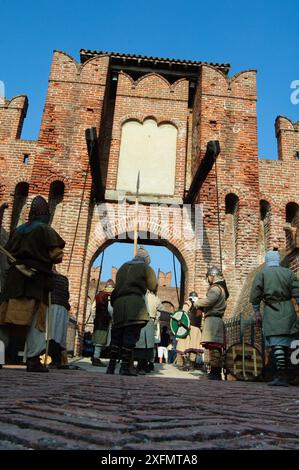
left=0, top=50, right=298, bottom=352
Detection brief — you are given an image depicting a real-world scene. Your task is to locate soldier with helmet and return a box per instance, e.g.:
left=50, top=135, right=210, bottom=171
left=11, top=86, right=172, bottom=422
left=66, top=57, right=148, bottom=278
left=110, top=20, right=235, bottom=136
left=193, top=266, right=229, bottom=380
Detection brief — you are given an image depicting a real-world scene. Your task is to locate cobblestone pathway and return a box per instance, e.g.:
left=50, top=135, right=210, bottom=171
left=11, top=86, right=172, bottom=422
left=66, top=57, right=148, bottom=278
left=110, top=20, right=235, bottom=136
left=0, top=366, right=299, bottom=450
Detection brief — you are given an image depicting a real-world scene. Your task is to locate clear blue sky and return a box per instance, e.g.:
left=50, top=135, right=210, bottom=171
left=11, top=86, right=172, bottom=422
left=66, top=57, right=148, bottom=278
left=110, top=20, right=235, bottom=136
left=1, top=0, right=298, bottom=157
left=94, top=243, right=181, bottom=288
left=1, top=0, right=298, bottom=283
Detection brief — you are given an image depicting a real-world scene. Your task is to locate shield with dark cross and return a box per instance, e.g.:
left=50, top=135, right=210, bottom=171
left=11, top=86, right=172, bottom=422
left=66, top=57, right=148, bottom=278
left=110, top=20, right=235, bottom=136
left=170, top=310, right=190, bottom=339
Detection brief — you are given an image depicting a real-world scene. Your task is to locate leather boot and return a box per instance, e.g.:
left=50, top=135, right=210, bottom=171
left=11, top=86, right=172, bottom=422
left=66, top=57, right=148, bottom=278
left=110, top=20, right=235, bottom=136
left=119, top=347, right=138, bottom=376
left=48, top=340, right=62, bottom=369
left=27, top=355, right=49, bottom=373
left=207, top=367, right=222, bottom=380
left=268, top=346, right=289, bottom=387
left=182, top=357, right=192, bottom=371
left=106, top=345, right=120, bottom=375
left=268, top=370, right=289, bottom=387
left=176, top=355, right=185, bottom=370
left=92, top=357, right=106, bottom=367
left=136, top=360, right=147, bottom=375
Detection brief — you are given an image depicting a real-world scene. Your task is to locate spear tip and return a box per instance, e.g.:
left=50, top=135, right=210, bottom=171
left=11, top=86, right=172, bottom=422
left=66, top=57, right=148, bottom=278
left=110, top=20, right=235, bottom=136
left=136, top=171, right=140, bottom=195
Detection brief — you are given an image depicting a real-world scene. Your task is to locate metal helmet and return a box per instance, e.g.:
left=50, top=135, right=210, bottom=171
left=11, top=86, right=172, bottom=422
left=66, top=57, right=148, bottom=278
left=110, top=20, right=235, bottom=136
left=188, top=291, right=198, bottom=298
left=206, top=266, right=222, bottom=278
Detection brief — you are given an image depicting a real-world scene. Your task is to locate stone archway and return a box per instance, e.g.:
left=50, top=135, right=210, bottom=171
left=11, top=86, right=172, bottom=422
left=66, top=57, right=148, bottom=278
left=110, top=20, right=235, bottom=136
left=84, top=234, right=188, bottom=318
left=67, top=200, right=199, bottom=353
left=80, top=238, right=187, bottom=344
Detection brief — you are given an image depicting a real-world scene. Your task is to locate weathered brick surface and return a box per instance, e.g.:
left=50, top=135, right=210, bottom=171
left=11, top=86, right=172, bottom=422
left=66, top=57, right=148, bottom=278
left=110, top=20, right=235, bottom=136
left=0, top=368, right=299, bottom=450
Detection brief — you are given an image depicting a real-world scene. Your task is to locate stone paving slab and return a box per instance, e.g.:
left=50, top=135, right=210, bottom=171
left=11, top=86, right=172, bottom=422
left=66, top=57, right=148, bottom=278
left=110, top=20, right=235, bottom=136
left=70, top=357, right=209, bottom=379
left=0, top=365, right=299, bottom=450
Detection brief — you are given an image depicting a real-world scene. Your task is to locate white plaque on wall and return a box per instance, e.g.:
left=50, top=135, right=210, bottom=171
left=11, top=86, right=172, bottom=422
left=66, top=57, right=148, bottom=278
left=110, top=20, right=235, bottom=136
left=116, top=118, right=177, bottom=195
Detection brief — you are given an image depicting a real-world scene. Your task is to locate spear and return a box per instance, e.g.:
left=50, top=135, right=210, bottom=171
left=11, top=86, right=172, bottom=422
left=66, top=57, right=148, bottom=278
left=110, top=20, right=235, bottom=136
left=133, top=171, right=140, bottom=256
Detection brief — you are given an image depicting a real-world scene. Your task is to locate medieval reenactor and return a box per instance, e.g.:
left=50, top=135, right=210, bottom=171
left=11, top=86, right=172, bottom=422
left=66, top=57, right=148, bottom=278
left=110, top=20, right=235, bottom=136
left=24, top=267, right=72, bottom=369
left=106, top=246, right=157, bottom=376
left=193, top=267, right=229, bottom=380
left=91, top=279, right=115, bottom=367
left=176, top=292, right=203, bottom=371
left=0, top=196, right=65, bottom=372
left=134, top=289, right=162, bottom=374
left=48, top=268, right=71, bottom=368
left=250, top=250, right=299, bottom=386
left=175, top=302, right=190, bottom=369
left=82, top=331, right=94, bottom=357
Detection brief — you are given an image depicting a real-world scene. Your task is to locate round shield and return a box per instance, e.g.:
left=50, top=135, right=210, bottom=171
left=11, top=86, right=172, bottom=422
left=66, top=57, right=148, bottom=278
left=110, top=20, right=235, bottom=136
left=170, top=310, right=190, bottom=339
left=224, top=342, right=263, bottom=381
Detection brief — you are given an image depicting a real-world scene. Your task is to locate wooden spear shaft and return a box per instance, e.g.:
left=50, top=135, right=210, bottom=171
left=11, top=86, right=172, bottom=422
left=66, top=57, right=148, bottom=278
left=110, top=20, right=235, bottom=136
left=133, top=171, right=140, bottom=256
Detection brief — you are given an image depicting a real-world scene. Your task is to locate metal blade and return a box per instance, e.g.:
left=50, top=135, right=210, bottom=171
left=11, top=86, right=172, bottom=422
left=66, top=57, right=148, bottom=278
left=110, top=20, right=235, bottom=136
left=136, top=171, right=140, bottom=198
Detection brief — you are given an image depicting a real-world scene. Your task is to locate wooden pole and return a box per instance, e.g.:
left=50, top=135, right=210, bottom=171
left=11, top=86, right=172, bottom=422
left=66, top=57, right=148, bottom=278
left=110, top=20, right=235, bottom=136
left=95, top=250, right=105, bottom=296
left=133, top=171, right=140, bottom=256
left=44, top=292, right=52, bottom=366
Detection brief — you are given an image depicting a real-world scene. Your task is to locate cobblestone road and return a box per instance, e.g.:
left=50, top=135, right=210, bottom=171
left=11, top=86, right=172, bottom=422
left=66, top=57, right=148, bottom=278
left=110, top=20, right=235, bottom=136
left=0, top=364, right=299, bottom=450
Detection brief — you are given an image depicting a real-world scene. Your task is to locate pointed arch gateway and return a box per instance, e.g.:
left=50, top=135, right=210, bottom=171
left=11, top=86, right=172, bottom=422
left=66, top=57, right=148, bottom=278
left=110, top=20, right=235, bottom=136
left=88, top=232, right=188, bottom=305
left=77, top=222, right=194, bottom=346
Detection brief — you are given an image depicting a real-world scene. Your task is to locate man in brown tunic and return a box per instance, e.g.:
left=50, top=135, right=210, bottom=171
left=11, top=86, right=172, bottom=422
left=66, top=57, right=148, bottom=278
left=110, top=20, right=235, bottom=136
left=0, top=196, right=65, bottom=372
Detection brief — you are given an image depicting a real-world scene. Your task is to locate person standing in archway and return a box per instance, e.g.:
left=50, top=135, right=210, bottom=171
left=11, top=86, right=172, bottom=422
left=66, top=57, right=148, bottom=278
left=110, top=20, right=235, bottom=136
left=106, top=246, right=157, bottom=376
left=176, top=295, right=203, bottom=372
left=134, top=288, right=162, bottom=374
left=158, top=325, right=171, bottom=364
left=175, top=302, right=190, bottom=370
left=193, top=267, right=229, bottom=380
left=184, top=292, right=204, bottom=371
left=91, top=279, right=115, bottom=367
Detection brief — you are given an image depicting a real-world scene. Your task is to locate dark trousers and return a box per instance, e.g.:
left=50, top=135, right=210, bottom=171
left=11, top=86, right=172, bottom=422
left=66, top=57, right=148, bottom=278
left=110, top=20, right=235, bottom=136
left=110, top=324, right=144, bottom=350
left=4, top=325, right=27, bottom=364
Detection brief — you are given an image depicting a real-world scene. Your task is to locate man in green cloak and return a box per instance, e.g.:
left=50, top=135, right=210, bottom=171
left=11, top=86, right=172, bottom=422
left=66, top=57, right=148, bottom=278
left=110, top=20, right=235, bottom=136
left=250, top=250, right=299, bottom=386
left=106, top=246, right=157, bottom=376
